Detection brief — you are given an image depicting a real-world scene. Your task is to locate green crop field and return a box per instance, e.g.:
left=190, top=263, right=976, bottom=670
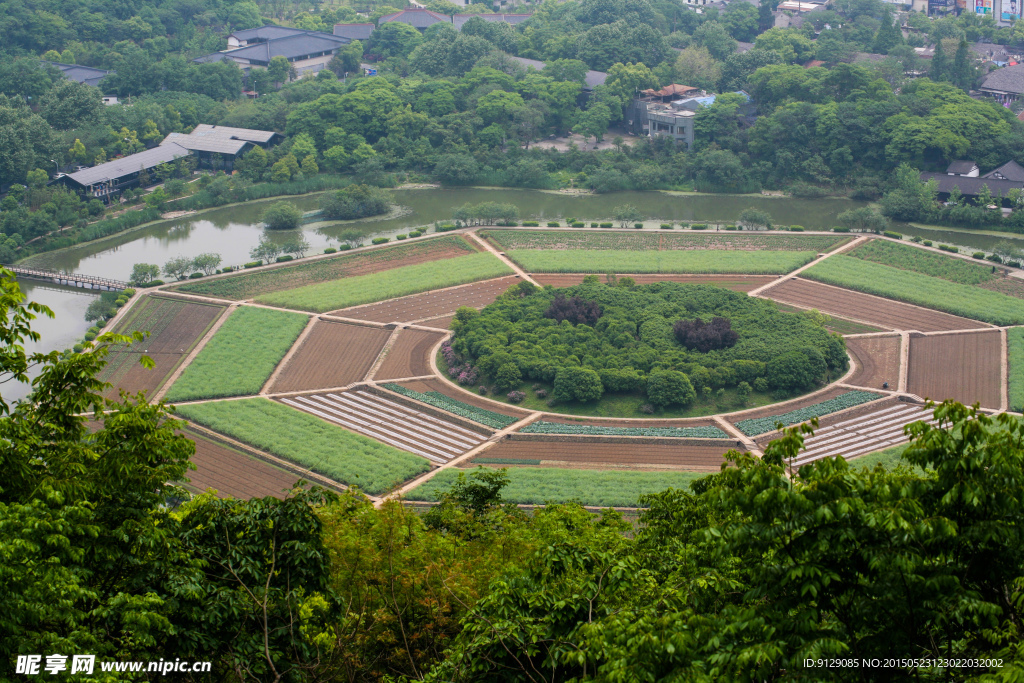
left=406, top=466, right=705, bottom=507
left=165, top=306, right=308, bottom=401
left=256, top=252, right=512, bottom=312
left=177, top=398, right=429, bottom=495
left=848, top=240, right=997, bottom=285
left=803, top=256, right=1024, bottom=325
left=483, top=230, right=848, bottom=252
left=1009, top=327, right=1024, bottom=412
left=734, top=391, right=881, bottom=436
left=505, top=249, right=814, bottom=274
left=174, top=236, right=477, bottom=300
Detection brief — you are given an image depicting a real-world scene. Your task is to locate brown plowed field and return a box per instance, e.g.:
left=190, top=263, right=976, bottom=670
left=398, top=378, right=530, bottom=418
left=270, top=321, right=391, bottom=393
left=99, top=296, right=224, bottom=398
left=907, top=331, right=1002, bottom=408
left=846, top=335, right=902, bottom=391
left=171, top=235, right=478, bottom=300
left=374, top=329, right=446, bottom=379
left=474, top=440, right=734, bottom=470
left=763, top=278, right=986, bottom=332
left=420, top=315, right=454, bottom=330
left=332, top=275, right=521, bottom=322
left=184, top=432, right=304, bottom=499
left=532, top=274, right=776, bottom=292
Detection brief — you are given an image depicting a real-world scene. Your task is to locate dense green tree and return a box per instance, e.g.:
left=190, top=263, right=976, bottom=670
left=553, top=365, right=604, bottom=403
left=260, top=201, right=303, bottom=230
left=646, top=368, right=696, bottom=406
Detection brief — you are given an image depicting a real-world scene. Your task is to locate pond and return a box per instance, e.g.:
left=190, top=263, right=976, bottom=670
left=23, top=188, right=869, bottom=282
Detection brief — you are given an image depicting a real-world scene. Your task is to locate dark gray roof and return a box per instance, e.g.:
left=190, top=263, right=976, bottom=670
left=984, top=160, right=1024, bottom=181
left=41, top=61, right=113, bottom=87
left=379, top=9, right=450, bottom=28
left=333, top=23, right=375, bottom=40
left=162, top=132, right=249, bottom=155
left=190, top=124, right=278, bottom=144
left=736, top=41, right=754, bottom=54
left=218, top=32, right=349, bottom=63
left=65, top=144, right=191, bottom=187
left=228, top=25, right=312, bottom=42
left=509, top=56, right=606, bottom=89
left=921, top=172, right=1024, bottom=196
left=452, top=13, right=532, bottom=29
left=946, top=160, right=978, bottom=174
left=192, top=52, right=231, bottom=64
left=980, top=64, right=1024, bottom=94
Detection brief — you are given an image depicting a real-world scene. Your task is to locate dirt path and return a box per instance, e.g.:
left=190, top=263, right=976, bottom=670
left=747, top=235, right=869, bottom=297
left=466, top=230, right=540, bottom=286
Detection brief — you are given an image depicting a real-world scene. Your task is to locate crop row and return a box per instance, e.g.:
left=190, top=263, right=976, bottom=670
left=383, top=383, right=519, bottom=428
left=848, top=240, right=996, bottom=285
left=482, top=230, right=847, bottom=252
left=733, top=390, right=882, bottom=436
left=803, top=256, right=1024, bottom=325
left=176, top=398, right=429, bottom=495
left=165, top=306, right=308, bottom=401
left=506, top=249, right=814, bottom=274
left=174, top=235, right=477, bottom=300
left=406, top=466, right=705, bottom=507
left=256, top=253, right=513, bottom=313
left=1009, top=328, right=1024, bottom=412
left=520, top=421, right=728, bottom=438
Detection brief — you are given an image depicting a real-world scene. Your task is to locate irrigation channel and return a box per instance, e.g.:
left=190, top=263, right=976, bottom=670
left=9, top=187, right=1024, bottom=407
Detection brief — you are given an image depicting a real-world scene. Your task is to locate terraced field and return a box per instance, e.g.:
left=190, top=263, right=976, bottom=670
left=335, top=275, right=520, bottom=322
left=507, top=249, right=815, bottom=274
left=269, top=321, right=391, bottom=393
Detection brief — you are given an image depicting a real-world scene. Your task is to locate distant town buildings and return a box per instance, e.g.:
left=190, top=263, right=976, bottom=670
left=194, top=26, right=351, bottom=78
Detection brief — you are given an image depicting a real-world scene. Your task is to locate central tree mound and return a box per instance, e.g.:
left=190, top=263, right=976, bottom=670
left=446, top=279, right=848, bottom=416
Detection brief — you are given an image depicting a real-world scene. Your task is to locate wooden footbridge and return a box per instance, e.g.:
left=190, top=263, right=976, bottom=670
left=3, top=265, right=127, bottom=291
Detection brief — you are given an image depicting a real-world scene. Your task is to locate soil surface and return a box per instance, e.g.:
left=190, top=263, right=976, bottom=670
left=472, top=439, right=735, bottom=470
left=845, top=335, right=902, bottom=391
left=270, top=321, right=391, bottom=393
left=907, top=331, right=1002, bottom=409
left=763, top=278, right=987, bottom=332
left=183, top=431, right=305, bottom=499
left=335, top=275, right=521, bottom=322
left=531, top=273, right=776, bottom=292
left=374, top=329, right=447, bottom=379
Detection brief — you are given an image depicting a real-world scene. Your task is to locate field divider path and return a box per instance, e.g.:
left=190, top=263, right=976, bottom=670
left=919, top=326, right=1008, bottom=337
left=1001, top=327, right=1009, bottom=412
left=712, top=416, right=762, bottom=457
left=748, top=235, right=869, bottom=297
left=153, top=303, right=238, bottom=402
left=466, top=230, right=540, bottom=286
left=181, top=420, right=365, bottom=499
left=381, top=410, right=544, bottom=507
left=898, top=332, right=910, bottom=392
left=318, top=313, right=390, bottom=328
left=261, top=316, right=319, bottom=395
left=364, top=326, right=405, bottom=381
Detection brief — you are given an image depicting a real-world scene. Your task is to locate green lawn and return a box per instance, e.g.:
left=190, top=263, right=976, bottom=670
left=505, top=249, right=814, bottom=274
left=803, top=255, right=1024, bottom=325
left=1009, top=327, right=1024, bottom=412
left=406, top=466, right=708, bottom=507
left=165, top=306, right=308, bottom=401
left=177, top=398, right=430, bottom=495
left=256, top=252, right=513, bottom=312
left=847, top=239, right=997, bottom=285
